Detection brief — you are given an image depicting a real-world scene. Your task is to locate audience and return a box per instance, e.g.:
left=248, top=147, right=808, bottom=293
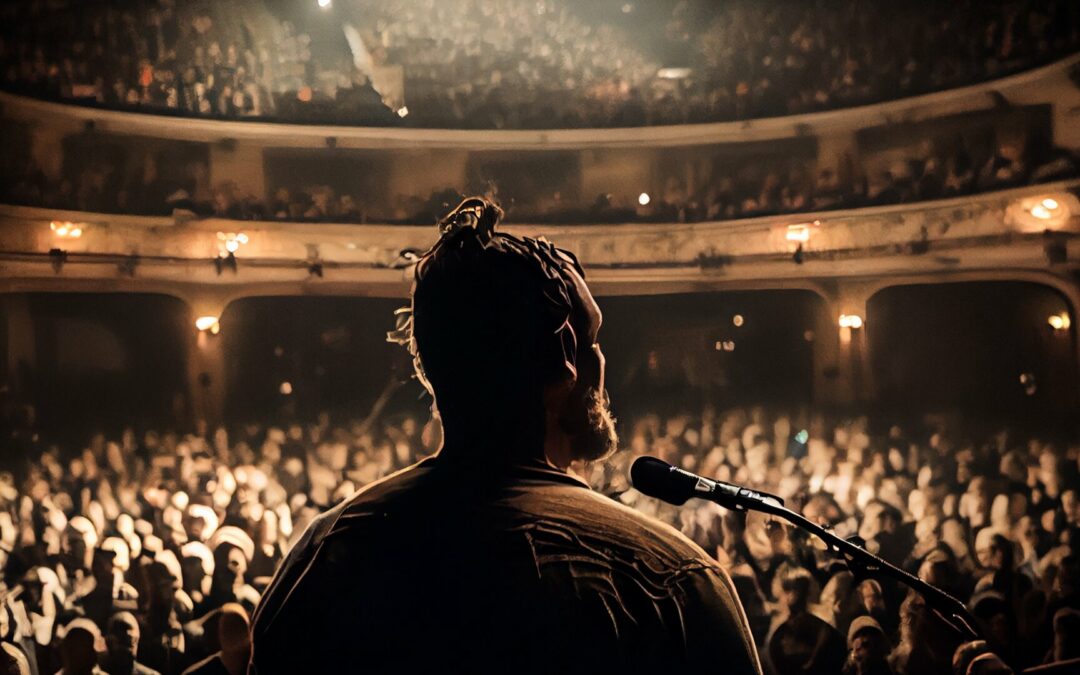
left=0, top=0, right=1076, bottom=129
left=1, top=131, right=1075, bottom=226
left=0, top=398, right=1078, bottom=674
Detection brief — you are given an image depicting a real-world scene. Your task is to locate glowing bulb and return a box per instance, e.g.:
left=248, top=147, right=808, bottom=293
left=839, top=314, right=864, bottom=329
left=225, top=240, right=240, bottom=253
left=397, top=106, right=409, bottom=118
left=732, top=314, right=744, bottom=327
left=786, top=224, right=811, bottom=242
left=638, top=192, right=651, bottom=206
left=195, top=316, right=219, bottom=332
left=280, top=381, right=294, bottom=395
left=1041, top=198, right=1059, bottom=210
left=236, top=233, right=249, bottom=244
left=317, top=0, right=331, bottom=8
left=1031, top=204, right=1051, bottom=220
left=1049, top=313, right=1071, bottom=331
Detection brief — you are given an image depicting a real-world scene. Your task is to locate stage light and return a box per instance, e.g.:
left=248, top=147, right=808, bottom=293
left=1048, top=313, right=1071, bottom=331
left=733, top=314, right=744, bottom=327
left=195, top=316, right=220, bottom=333
left=638, top=192, right=651, bottom=206
left=839, top=314, right=864, bottom=329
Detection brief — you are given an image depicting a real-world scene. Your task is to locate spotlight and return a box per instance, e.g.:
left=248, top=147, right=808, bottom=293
left=638, top=192, right=651, bottom=206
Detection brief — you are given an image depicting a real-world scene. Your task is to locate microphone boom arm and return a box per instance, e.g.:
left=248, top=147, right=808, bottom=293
left=727, top=490, right=981, bottom=642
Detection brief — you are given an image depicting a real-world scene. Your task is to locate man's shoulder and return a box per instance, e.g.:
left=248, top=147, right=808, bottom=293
left=542, top=483, right=718, bottom=566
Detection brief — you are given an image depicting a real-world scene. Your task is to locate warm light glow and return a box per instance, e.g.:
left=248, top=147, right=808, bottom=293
left=638, top=192, right=651, bottom=206
left=317, top=0, right=332, bottom=8
left=195, top=316, right=219, bottom=332
left=786, top=224, right=811, bottom=242
left=1031, top=204, right=1052, bottom=220
left=50, top=221, right=84, bottom=238
left=216, top=232, right=248, bottom=256
left=732, top=314, right=744, bottom=327
left=1042, top=198, right=1059, bottom=211
left=1049, top=313, right=1071, bottom=331
left=839, top=314, right=864, bottom=329
left=280, top=381, right=294, bottom=395
left=397, top=106, right=409, bottom=118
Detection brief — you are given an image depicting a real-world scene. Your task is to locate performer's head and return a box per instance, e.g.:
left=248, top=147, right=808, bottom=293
left=394, top=197, right=617, bottom=466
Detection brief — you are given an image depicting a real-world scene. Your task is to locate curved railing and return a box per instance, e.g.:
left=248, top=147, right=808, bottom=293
left=2, top=53, right=1077, bottom=149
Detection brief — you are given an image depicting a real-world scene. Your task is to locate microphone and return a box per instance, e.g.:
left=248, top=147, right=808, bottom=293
left=630, top=456, right=784, bottom=512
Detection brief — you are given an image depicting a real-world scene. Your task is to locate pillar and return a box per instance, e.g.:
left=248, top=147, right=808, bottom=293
left=814, top=282, right=877, bottom=408
left=182, top=292, right=231, bottom=428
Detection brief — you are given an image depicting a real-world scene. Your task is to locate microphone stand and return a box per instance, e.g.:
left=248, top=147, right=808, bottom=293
left=730, top=494, right=981, bottom=642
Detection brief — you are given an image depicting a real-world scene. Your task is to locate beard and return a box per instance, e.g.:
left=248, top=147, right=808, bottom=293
left=559, top=386, right=619, bottom=463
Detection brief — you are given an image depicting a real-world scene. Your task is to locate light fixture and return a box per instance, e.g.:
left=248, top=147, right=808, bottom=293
left=317, top=0, right=332, bottom=8
left=1042, top=198, right=1059, bottom=210
left=1031, top=204, right=1052, bottom=220
left=195, top=316, right=220, bottom=333
left=638, top=192, right=651, bottom=206
left=280, top=381, right=294, bottom=395
left=1048, top=313, right=1071, bottom=331
left=50, top=221, right=85, bottom=238
left=839, top=314, right=864, bottom=329
left=732, top=314, right=744, bottom=327
left=786, top=224, right=810, bottom=242
left=217, top=232, right=248, bottom=257
left=397, top=106, right=409, bottom=118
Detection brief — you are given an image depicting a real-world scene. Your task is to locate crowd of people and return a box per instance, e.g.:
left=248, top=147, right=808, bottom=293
left=0, top=399, right=1078, bottom=674
left=1, top=0, right=1077, bottom=129
left=2, top=127, right=1076, bottom=226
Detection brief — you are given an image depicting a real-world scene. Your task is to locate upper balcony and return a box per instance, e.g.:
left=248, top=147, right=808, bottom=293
left=3, top=0, right=1078, bottom=131
left=3, top=53, right=1080, bottom=230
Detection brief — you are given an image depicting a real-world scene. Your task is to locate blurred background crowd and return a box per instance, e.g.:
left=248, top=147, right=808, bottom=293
left=2, top=125, right=1076, bottom=225
left=1, top=0, right=1077, bottom=128
left=0, top=399, right=1079, bottom=674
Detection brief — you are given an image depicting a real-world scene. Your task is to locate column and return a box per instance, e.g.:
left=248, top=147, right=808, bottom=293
left=182, top=292, right=231, bottom=428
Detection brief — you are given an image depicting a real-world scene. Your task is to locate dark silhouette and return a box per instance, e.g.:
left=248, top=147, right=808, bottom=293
left=249, top=198, right=762, bottom=673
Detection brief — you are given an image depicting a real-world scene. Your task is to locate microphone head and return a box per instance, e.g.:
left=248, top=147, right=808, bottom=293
left=630, top=456, right=700, bottom=506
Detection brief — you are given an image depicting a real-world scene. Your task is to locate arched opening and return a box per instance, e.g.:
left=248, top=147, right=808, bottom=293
left=0, top=293, right=191, bottom=440
left=867, top=281, right=1077, bottom=429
